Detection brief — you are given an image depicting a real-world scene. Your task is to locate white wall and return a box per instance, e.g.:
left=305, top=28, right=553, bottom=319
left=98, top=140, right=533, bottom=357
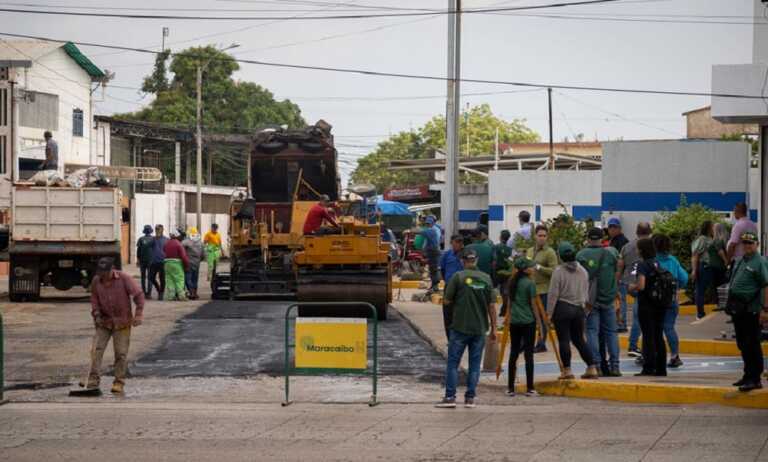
left=17, top=47, right=93, bottom=169
left=488, top=170, right=601, bottom=240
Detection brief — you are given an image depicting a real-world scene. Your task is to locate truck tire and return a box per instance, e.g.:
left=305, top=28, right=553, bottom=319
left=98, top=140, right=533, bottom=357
left=9, top=256, right=41, bottom=302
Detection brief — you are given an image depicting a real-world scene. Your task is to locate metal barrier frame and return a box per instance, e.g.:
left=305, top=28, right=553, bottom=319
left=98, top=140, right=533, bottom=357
left=283, top=302, right=379, bottom=407
left=1, top=312, right=7, bottom=405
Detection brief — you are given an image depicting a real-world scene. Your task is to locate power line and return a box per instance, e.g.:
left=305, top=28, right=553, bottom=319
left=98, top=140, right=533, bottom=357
left=0, top=0, right=629, bottom=21
left=3, top=31, right=767, bottom=100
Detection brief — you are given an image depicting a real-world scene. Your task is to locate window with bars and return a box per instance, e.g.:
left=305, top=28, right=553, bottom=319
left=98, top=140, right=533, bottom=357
left=72, top=108, right=84, bottom=137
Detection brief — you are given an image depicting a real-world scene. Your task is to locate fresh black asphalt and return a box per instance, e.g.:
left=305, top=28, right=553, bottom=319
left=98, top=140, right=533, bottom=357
left=132, top=300, right=447, bottom=381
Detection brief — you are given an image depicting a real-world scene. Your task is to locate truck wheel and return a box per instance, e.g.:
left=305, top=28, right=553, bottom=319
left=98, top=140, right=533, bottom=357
left=377, top=304, right=388, bottom=321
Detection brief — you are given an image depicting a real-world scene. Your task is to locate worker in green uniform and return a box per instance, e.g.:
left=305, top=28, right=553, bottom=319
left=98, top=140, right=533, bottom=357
left=526, top=224, right=559, bottom=353
left=726, top=232, right=768, bottom=392
left=495, top=230, right=513, bottom=316
left=465, top=226, right=495, bottom=278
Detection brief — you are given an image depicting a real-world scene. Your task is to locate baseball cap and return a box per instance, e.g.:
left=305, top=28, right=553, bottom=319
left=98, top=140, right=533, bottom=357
left=96, top=257, right=114, bottom=274
left=607, top=217, right=621, bottom=227
left=425, top=216, right=436, bottom=225
left=461, top=248, right=478, bottom=260
left=514, top=257, right=535, bottom=271
left=587, top=227, right=604, bottom=241
left=142, top=224, right=152, bottom=234
left=319, top=194, right=331, bottom=202
left=740, top=232, right=758, bottom=243
left=558, top=241, right=576, bottom=261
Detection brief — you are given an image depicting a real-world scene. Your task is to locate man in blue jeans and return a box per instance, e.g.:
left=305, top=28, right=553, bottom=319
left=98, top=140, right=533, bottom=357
left=436, top=249, right=497, bottom=409
left=618, top=222, right=652, bottom=358
left=577, top=227, right=622, bottom=377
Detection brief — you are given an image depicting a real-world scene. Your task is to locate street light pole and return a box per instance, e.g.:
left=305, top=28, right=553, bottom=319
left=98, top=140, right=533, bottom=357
left=444, top=0, right=461, bottom=244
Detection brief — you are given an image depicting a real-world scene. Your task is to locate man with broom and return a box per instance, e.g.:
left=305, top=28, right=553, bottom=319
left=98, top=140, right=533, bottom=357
left=77, top=257, right=145, bottom=395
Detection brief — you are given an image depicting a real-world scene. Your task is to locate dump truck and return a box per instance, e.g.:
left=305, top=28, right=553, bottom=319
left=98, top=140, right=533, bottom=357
left=8, top=184, right=122, bottom=301
left=214, top=121, right=392, bottom=320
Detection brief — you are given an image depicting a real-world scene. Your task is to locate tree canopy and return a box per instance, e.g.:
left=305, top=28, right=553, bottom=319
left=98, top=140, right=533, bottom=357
left=350, top=104, right=539, bottom=190
left=121, top=46, right=304, bottom=131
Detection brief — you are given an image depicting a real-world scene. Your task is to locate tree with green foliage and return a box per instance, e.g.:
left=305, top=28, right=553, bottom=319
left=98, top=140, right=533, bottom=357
left=350, top=104, right=538, bottom=190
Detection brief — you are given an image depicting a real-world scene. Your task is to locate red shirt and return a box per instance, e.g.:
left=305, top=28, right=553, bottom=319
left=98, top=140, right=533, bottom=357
left=163, top=238, right=190, bottom=269
left=90, top=270, right=145, bottom=329
left=303, top=203, right=338, bottom=235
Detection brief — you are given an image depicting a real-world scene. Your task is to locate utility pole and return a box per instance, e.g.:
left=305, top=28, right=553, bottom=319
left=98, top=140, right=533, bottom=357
left=494, top=127, right=499, bottom=171
left=444, top=0, right=461, bottom=244
left=548, top=87, right=554, bottom=170
left=196, top=65, right=203, bottom=231
left=465, top=102, right=470, bottom=157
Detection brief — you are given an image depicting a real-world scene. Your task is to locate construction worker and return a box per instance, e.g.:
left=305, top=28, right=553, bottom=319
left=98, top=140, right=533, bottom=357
left=40, top=130, right=59, bottom=172
left=136, top=224, right=156, bottom=298
left=164, top=230, right=189, bottom=301
left=182, top=227, right=204, bottom=300
left=87, top=257, right=144, bottom=394
left=303, top=194, right=339, bottom=235
left=204, top=223, right=223, bottom=281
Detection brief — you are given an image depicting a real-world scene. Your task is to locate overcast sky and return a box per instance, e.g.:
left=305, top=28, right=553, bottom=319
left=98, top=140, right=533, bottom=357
left=1, top=0, right=760, bottom=180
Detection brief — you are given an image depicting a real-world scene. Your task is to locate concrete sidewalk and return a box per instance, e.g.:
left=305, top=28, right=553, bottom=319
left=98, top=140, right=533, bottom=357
left=393, top=289, right=768, bottom=408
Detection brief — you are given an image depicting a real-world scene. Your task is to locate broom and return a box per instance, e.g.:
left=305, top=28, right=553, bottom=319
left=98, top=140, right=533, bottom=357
left=69, top=337, right=103, bottom=397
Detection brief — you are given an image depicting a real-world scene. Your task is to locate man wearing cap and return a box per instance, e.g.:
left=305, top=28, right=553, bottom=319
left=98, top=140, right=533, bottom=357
left=204, top=223, right=223, bottom=282
left=183, top=227, right=204, bottom=300
left=416, top=216, right=442, bottom=294
left=303, top=195, right=340, bottom=236
left=726, top=232, right=767, bottom=392
left=437, top=248, right=497, bottom=408
left=607, top=218, right=629, bottom=253
left=148, top=225, right=168, bottom=301
left=439, top=235, right=465, bottom=339
left=87, top=257, right=145, bottom=394
left=164, top=230, right=190, bottom=301
left=577, top=227, right=622, bottom=377
left=136, top=224, right=156, bottom=298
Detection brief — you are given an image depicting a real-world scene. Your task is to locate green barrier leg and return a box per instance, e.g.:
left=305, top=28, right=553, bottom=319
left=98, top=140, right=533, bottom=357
left=282, top=304, right=296, bottom=407
left=369, top=303, right=379, bottom=407
left=1, top=312, right=7, bottom=405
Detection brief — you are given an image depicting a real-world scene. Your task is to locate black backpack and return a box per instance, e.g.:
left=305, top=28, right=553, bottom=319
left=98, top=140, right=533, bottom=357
left=646, top=263, right=676, bottom=310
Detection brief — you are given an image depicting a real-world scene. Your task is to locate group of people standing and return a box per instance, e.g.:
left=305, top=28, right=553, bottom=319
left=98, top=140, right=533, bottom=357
left=438, top=203, right=767, bottom=407
left=136, top=223, right=223, bottom=301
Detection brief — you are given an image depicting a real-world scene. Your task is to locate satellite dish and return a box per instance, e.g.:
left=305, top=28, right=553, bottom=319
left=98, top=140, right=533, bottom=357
left=347, top=184, right=377, bottom=198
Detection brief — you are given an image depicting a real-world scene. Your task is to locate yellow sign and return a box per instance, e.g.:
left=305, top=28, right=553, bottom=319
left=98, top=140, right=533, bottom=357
left=295, top=318, right=367, bottom=370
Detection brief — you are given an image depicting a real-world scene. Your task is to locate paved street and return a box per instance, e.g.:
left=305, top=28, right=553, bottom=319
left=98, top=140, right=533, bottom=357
left=2, top=399, right=768, bottom=462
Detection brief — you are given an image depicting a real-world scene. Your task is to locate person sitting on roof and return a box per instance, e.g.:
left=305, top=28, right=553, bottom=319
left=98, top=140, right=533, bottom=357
left=303, top=194, right=340, bottom=235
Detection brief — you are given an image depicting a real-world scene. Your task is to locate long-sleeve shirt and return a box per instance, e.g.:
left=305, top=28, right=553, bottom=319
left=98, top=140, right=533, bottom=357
left=151, top=236, right=168, bottom=265
left=547, top=262, right=589, bottom=313
left=526, top=245, right=559, bottom=295
left=303, top=203, right=339, bottom=234
left=163, top=238, right=190, bottom=269
left=439, top=249, right=464, bottom=283
left=182, top=237, right=204, bottom=269
left=90, top=270, right=145, bottom=329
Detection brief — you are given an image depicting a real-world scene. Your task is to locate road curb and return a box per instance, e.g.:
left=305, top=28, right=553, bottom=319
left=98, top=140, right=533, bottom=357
left=678, top=304, right=718, bottom=316
left=490, top=379, right=768, bottom=409
left=618, top=335, right=768, bottom=356
left=393, top=281, right=422, bottom=289
left=389, top=304, right=448, bottom=361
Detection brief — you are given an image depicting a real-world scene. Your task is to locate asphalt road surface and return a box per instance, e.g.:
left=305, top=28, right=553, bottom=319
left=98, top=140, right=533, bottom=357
left=131, top=300, right=447, bottom=381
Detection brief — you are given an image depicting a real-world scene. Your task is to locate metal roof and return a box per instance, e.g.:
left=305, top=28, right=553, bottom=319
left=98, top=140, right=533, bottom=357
left=389, top=151, right=602, bottom=173
left=0, top=40, right=105, bottom=80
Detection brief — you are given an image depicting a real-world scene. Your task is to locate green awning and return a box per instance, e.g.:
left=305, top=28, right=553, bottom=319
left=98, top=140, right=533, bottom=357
left=62, top=42, right=105, bottom=80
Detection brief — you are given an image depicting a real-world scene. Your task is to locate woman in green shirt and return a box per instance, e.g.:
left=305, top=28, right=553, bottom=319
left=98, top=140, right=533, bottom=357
left=505, top=257, right=541, bottom=396
left=691, top=221, right=728, bottom=319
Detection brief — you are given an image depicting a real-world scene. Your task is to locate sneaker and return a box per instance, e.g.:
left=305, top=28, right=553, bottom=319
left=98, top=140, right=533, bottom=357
left=627, top=348, right=642, bottom=358
left=733, top=378, right=747, bottom=387
left=608, top=369, right=622, bottom=378
left=505, top=390, right=516, bottom=397
left=435, top=397, right=457, bottom=408
left=525, top=389, right=539, bottom=397
left=696, top=313, right=706, bottom=320
left=464, top=398, right=476, bottom=408
left=738, top=381, right=763, bottom=392
left=534, top=344, right=547, bottom=353
left=634, top=356, right=645, bottom=366
left=668, top=356, right=683, bottom=368
left=617, top=326, right=628, bottom=333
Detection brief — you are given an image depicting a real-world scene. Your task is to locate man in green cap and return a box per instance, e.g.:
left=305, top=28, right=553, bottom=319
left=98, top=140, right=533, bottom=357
left=726, top=231, right=768, bottom=392
left=436, top=248, right=497, bottom=408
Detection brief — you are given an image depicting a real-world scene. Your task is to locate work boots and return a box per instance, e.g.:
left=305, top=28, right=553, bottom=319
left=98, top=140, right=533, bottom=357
left=110, top=382, right=124, bottom=394
left=581, top=365, right=599, bottom=379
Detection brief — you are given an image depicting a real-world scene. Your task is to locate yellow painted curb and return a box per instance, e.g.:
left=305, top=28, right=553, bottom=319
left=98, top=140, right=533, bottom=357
left=679, top=304, right=718, bottom=316
left=618, top=335, right=768, bottom=356
left=393, top=280, right=422, bottom=289
left=507, top=379, right=768, bottom=409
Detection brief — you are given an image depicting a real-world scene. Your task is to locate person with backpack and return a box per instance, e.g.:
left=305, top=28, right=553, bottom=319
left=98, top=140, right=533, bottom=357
left=547, top=242, right=599, bottom=380
left=691, top=221, right=728, bottom=320
left=505, top=257, right=541, bottom=396
left=653, top=234, right=689, bottom=369
left=136, top=225, right=156, bottom=298
left=577, top=227, right=622, bottom=377
left=726, top=232, right=767, bottom=392
left=630, top=238, right=674, bottom=376
left=436, top=249, right=497, bottom=408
